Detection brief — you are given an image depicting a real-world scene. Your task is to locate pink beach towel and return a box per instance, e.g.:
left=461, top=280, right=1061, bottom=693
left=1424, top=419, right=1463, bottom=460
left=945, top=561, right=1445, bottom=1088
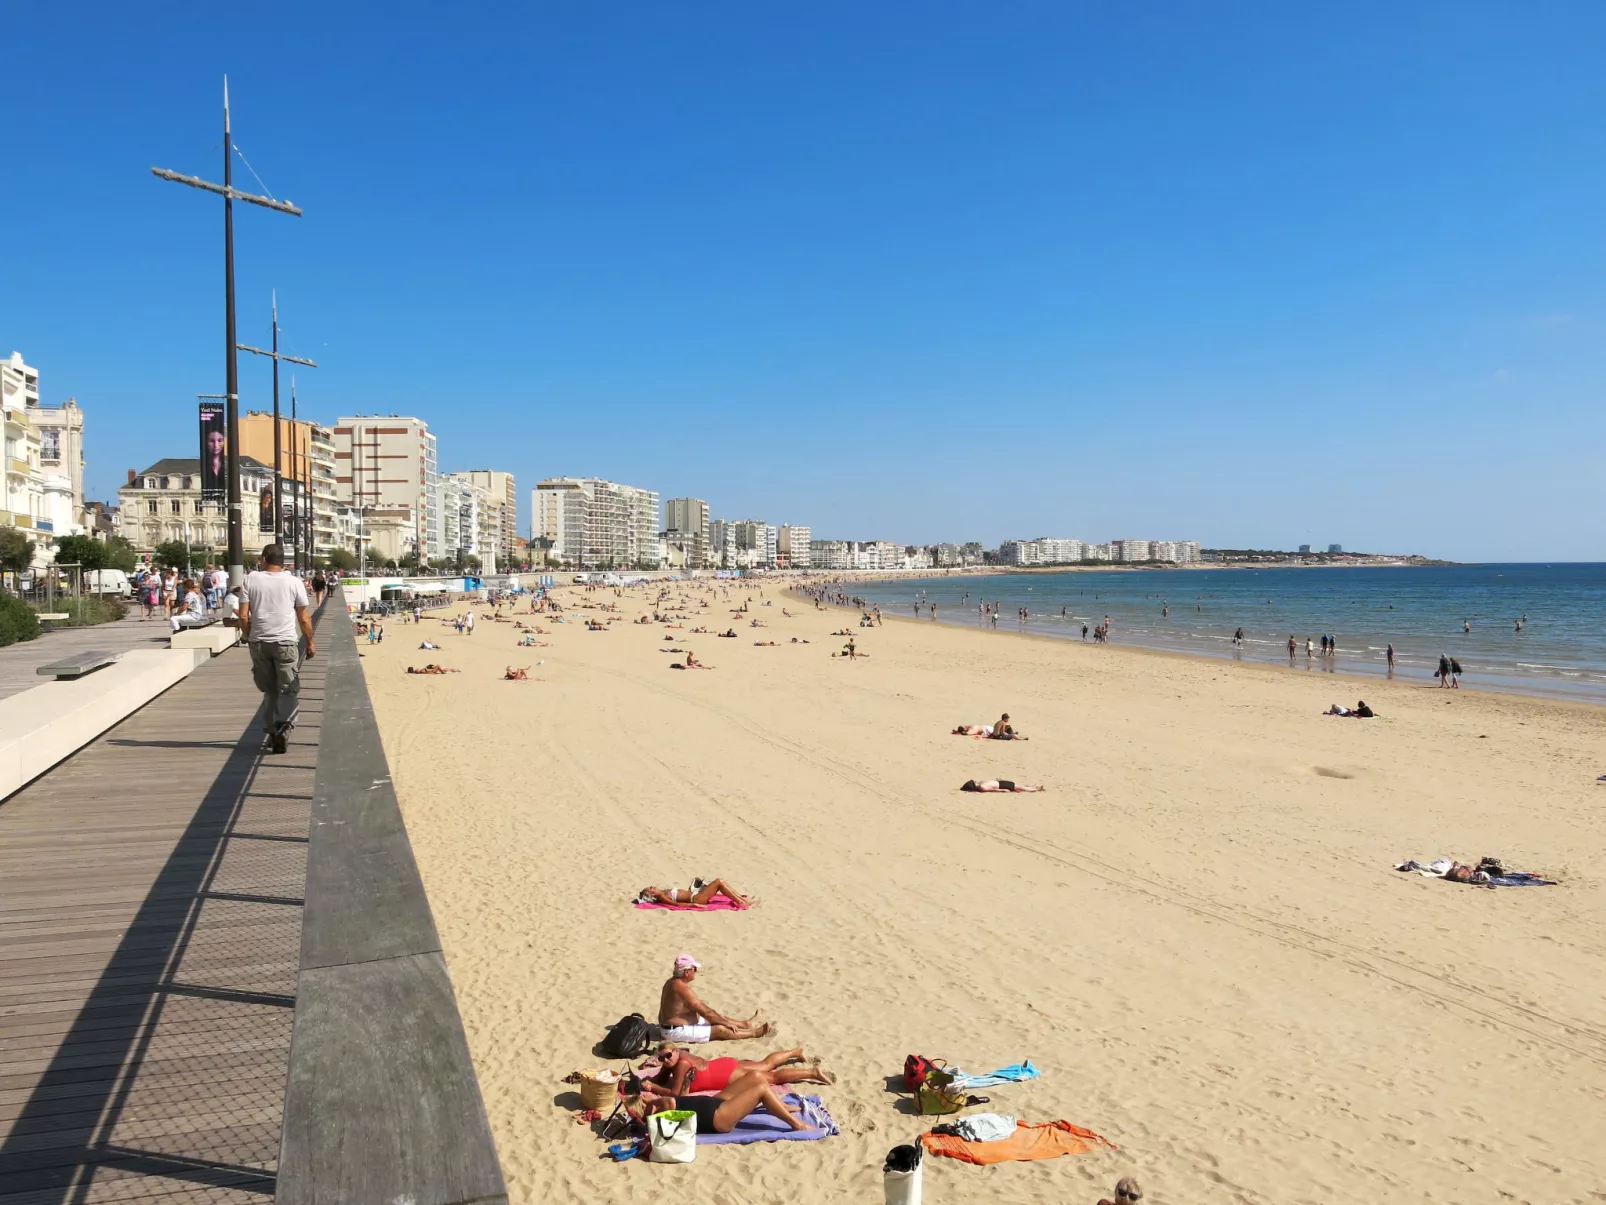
left=634, top=897, right=746, bottom=912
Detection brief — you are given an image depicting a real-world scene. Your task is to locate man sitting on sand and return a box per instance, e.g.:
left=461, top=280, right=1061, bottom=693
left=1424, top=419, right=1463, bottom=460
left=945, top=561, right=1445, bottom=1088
left=987, top=712, right=1027, bottom=739
left=960, top=779, right=1046, bottom=793
left=658, top=953, right=770, bottom=1044
left=636, top=879, right=756, bottom=909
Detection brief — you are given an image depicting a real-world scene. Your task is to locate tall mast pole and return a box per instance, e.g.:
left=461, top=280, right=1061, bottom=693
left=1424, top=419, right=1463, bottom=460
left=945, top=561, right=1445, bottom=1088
left=271, top=290, right=283, bottom=546
left=223, top=77, right=244, bottom=586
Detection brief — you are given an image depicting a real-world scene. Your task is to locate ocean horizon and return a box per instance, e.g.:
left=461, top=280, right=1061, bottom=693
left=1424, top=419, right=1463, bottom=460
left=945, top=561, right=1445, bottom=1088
left=846, top=562, right=1606, bottom=704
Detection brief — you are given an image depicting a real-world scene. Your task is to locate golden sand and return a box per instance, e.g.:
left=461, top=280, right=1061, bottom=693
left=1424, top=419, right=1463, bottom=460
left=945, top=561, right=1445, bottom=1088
left=360, top=583, right=1606, bottom=1204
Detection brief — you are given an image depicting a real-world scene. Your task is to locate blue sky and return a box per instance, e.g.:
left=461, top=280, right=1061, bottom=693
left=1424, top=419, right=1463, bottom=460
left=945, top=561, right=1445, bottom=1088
left=4, top=2, right=1603, bottom=561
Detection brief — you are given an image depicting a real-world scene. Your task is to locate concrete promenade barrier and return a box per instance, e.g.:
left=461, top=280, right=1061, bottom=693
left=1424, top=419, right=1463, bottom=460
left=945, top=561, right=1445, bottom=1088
left=0, top=648, right=213, bottom=801
left=278, top=588, right=506, bottom=1205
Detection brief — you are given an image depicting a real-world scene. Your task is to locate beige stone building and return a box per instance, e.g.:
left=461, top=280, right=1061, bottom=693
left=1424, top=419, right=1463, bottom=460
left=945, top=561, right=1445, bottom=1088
left=239, top=411, right=344, bottom=559
left=116, top=456, right=301, bottom=559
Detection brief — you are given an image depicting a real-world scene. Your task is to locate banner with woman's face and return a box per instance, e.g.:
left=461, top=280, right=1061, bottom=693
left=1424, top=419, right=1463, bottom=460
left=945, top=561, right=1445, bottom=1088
left=199, top=402, right=226, bottom=499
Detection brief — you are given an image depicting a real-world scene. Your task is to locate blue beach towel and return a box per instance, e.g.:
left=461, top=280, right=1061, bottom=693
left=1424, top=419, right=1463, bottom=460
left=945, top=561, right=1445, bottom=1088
left=696, top=1094, right=839, bottom=1145
left=948, top=1060, right=1041, bottom=1090
left=1486, top=872, right=1556, bottom=887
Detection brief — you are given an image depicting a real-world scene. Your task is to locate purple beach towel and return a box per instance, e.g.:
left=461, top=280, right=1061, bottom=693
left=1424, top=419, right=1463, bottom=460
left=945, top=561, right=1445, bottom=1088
left=634, top=898, right=747, bottom=912
left=696, top=1094, right=838, bottom=1144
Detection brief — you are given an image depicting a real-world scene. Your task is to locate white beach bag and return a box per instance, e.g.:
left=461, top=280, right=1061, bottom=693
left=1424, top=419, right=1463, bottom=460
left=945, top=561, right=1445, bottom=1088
left=647, top=1109, right=698, bottom=1164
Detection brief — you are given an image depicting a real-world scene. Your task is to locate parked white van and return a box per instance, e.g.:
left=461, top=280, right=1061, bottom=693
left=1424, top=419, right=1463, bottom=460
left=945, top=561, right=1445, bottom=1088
left=83, top=569, right=133, bottom=598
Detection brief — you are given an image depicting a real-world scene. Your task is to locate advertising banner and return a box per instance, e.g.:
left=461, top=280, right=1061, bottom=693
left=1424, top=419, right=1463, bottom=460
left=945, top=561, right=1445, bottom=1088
left=199, top=402, right=226, bottom=500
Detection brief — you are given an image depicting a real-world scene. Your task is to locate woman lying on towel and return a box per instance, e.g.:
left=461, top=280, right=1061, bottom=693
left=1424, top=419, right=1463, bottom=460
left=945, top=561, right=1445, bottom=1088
left=635, top=879, right=756, bottom=908
left=623, top=1072, right=814, bottom=1135
left=406, top=664, right=459, bottom=674
left=960, top=779, right=1045, bottom=793
left=650, top=1045, right=834, bottom=1095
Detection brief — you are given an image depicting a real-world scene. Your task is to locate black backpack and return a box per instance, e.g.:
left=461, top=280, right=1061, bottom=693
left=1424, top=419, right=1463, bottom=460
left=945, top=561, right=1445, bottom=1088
left=600, top=1013, right=653, bottom=1059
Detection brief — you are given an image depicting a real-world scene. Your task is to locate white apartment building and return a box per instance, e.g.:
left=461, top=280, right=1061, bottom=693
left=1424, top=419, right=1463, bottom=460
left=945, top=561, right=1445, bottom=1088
left=440, top=472, right=500, bottom=572
left=776, top=524, right=811, bottom=568
left=1112, top=539, right=1151, bottom=563
left=665, top=498, right=711, bottom=568
left=454, top=469, right=517, bottom=565
left=333, top=415, right=440, bottom=560
left=809, top=539, right=850, bottom=570
left=533, top=477, right=660, bottom=568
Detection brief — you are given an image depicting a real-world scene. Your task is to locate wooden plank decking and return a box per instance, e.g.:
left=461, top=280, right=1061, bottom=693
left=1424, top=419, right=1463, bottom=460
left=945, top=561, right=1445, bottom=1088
left=0, top=629, right=328, bottom=1205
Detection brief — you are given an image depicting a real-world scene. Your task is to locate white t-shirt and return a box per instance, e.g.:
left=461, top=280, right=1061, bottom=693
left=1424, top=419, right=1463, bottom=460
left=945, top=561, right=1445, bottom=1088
left=242, top=570, right=310, bottom=644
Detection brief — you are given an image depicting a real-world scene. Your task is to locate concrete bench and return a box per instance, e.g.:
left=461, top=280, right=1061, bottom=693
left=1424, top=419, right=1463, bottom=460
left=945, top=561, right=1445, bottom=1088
left=171, top=626, right=241, bottom=655
left=36, top=612, right=71, bottom=622
left=36, top=650, right=122, bottom=680
left=2, top=650, right=206, bottom=800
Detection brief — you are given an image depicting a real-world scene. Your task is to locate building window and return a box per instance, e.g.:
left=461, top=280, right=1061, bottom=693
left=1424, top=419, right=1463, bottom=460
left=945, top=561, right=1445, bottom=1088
left=194, top=500, right=205, bottom=514
left=40, top=429, right=60, bottom=461
left=146, top=478, right=156, bottom=489
left=183, top=476, right=193, bottom=489
left=171, top=500, right=182, bottom=514
left=147, top=500, right=158, bottom=514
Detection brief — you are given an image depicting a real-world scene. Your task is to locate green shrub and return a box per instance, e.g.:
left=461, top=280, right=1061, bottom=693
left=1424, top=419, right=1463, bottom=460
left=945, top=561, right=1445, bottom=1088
left=0, top=591, right=41, bottom=646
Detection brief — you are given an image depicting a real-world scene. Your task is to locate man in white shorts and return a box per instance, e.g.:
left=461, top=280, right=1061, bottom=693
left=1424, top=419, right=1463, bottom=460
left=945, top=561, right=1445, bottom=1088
left=656, top=953, right=770, bottom=1044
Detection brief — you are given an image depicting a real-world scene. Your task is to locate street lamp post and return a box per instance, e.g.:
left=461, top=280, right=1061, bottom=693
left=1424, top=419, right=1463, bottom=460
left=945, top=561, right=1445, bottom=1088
left=238, top=295, right=316, bottom=562
left=151, top=77, right=302, bottom=588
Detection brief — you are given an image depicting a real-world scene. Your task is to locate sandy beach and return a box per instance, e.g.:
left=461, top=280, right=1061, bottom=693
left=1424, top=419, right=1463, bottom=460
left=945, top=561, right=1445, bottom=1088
left=360, top=583, right=1606, bottom=1205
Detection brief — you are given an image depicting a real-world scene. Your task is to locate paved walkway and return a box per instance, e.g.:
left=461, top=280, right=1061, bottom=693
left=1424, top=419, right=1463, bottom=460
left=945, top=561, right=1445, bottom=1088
left=0, top=613, right=175, bottom=703
left=0, top=619, right=328, bottom=1204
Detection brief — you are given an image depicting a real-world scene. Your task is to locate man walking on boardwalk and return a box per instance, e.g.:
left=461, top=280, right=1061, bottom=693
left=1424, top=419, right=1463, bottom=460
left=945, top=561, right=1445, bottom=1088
left=239, top=543, right=315, bottom=755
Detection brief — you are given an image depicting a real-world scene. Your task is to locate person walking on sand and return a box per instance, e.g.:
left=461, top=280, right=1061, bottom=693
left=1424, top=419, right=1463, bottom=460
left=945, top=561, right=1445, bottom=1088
left=658, top=954, right=770, bottom=1044
left=239, top=543, right=315, bottom=755
left=1386, top=643, right=1396, bottom=672
left=1288, top=636, right=1296, bottom=663
left=1437, top=653, right=1451, bottom=688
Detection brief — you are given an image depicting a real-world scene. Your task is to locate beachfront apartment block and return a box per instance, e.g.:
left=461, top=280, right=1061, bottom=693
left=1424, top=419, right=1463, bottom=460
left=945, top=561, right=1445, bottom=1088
left=665, top=497, right=711, bottom=567
left=1002, top=537, right=1084, bottom=566
left=777, top=524, right=811, bottom=568
left=453, top=469, right=518, bottom=565
left=4, top=352, right=92, bottom=558
left=534, top=476, right=661, bottom=568
left=333, top=415, right=440, bottom=561
left=239, top=412, right=345, bottom=561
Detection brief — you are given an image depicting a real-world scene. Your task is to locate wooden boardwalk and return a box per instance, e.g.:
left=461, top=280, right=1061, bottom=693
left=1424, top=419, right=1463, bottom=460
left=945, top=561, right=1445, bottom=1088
left=0, top=631, right=328, bottom=1204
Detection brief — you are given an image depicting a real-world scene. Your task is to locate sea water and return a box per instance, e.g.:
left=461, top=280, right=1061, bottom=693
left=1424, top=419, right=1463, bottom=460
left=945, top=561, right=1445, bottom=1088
left=849, top=563, right=1606, bottom=704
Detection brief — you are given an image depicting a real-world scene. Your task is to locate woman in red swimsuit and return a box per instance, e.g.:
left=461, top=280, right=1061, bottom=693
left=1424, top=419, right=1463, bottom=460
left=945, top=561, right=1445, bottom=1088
left=652, top=1045, right=834, bottom=1095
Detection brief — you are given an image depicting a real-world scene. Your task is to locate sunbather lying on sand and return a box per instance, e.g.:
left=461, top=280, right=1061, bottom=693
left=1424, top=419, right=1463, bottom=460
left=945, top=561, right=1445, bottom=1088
left=504, top=666, right=530, bottom=680
left=650, top=1045, right=833, bottom=1095
left=659, top=953, right=769, bottom=1043
left=636, top=879, right=755, bottom=908
left=407, top=664, right=459, bottom=674
left=960, top=779, right=1045, bottom=793
left=1324, top=700, right=1375, bottom=717
left=953, top=723, right=994, bottom=736
left=623, top=1073, right=813, bottom=1135
left=419, top=640, right=440, bottom=649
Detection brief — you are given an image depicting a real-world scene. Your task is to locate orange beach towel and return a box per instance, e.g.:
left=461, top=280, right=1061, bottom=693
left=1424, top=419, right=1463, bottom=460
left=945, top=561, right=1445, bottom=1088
left=921, top=1120, right=1116, bottom=1165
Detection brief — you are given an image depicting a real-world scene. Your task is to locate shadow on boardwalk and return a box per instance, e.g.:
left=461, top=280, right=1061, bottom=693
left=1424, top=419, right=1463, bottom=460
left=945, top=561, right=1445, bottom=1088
left=0, top=639, right=326, bottom=1205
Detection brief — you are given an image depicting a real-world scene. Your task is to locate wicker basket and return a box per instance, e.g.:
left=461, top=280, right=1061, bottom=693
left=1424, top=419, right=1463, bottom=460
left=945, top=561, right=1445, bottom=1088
left=579, top=1070, right=621, bottom=1112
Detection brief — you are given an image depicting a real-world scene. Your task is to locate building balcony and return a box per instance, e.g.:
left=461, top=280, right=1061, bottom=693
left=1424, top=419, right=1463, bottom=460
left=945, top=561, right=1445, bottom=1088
left=0, top=510, right=34, bottom=528
left=9, top=458, right=35, bottom=476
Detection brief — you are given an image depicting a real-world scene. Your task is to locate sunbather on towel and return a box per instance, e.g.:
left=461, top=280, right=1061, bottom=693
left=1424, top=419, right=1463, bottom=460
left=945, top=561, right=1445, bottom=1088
left=1324, top=700, right=1375, bottom=717
left=952, top=724, right=994, bottom=737
left=651, top=1045, right=833, bottom=1094
left=658, top=953, right=769, bottom=1043
left=960, top=779, right=1045, bottom=793
left=624, top=1073, right=813, bottom=1135
left=636, top=879, right=756, bottom=909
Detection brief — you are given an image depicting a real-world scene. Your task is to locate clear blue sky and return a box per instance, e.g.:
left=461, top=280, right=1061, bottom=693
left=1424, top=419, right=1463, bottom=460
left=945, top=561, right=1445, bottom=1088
left=4, top=2, right=1603, bottom=562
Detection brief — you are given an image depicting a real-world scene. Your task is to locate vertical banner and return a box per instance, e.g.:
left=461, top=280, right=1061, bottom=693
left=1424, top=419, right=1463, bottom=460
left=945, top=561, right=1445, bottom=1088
left=259, top=485, right=275, bottom=533
left=199, top=402, right=226, bottom=500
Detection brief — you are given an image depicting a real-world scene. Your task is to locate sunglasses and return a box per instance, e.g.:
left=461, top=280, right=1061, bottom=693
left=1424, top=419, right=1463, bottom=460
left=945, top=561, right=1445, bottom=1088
left=1117, top=1192, right=1142, bottom=1202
